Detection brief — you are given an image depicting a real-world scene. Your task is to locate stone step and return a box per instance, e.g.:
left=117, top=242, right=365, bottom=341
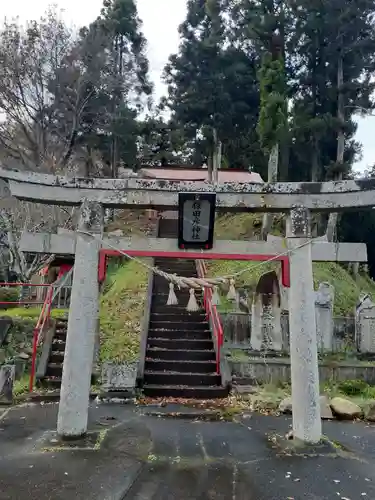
left=142, top=384, right=228, bottom=399
left=157, top=230, right=178, bottom=238
left=148, top=338, right=213, bottom=350
left=51, top=340, right=66, bottom=352
left=150, top=305, right=207, bottom=315
left=144, top=372, right=221, bottom=386
left=156, top=259, right=197, bottom=271
left=146, top=348, right=216, bottom=361
left=54, top=329, right=67, bottom=340
left=149, top=321, right=208, bottom=331
left=155, top=256, right=197, bottom=269
left=40, top=377, right=62, bottom=388
left=157, top=219, right=178, bottom=235
left=151, top=295, right=203, bottom=305
left=150, top=313, right=206, bottom=322
left=152, top=279, right=194, bottom=288
left=154, top=268, right=196, bottom=275
left=148, top=329, right=211, bottom=340
left=145, top=359, right=217, bottom=374
left=55, top=319, right=68, bottom=328
left=156, top=270, right=197, bottom=277
left=156, top=233, right=178, bottom=238
left=152, top=288, right=203, bottom=296
left=152, top=288, right=202, bottom=297
left=50, top=352, right=64, bottom=363
left=40, top=373, right=96, bottom=389
left=46, top=363, right=63, bottom=377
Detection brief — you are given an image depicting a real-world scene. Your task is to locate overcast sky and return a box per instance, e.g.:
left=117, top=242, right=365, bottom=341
left=1, top=0, right=373, bottom=173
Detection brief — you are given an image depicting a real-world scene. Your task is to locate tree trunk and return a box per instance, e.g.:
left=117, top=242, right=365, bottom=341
left=84, top=146, right=93, bottom=178
left=111, top=135, right=119, bottom=178
left=311, top=137, right=320, bottom=183
left=310, top=138, right=323, bottom=236
left=261, top=143, right=279, bottom=241
left=207, top=155, right=213, bottom=183
left=111, top=35, right=121, bottom=180
left=279, top=140, right=289, bottom=181
left=215, top=139, right=222, bottom=184
left=212, top=128, right=221, bottom=184
left=326, top=55, right=344, bottom=242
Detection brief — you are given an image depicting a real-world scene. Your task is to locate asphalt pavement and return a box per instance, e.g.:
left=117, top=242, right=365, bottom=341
left=0, top=402, right=374, bottom=499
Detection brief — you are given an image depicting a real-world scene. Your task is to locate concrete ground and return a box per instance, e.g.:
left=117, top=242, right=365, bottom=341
left=0, top=402, right=374, bottom=500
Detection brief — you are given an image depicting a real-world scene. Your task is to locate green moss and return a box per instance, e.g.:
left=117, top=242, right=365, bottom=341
left=13, top=375, right=29, bottom=397
left=99, top=258, right=148, bottom=363
left=227, top=349, right=251, bottom=362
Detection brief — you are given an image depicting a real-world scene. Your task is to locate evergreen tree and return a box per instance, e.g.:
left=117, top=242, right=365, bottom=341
left=76, top=0, right=152, bottom=174
left=164, top=0, right=265, bottom=173
left=289, top=0, right=375, bottom=188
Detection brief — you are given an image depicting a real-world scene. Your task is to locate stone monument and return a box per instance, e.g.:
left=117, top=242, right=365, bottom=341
left=315, top=282, right=335, bottom=352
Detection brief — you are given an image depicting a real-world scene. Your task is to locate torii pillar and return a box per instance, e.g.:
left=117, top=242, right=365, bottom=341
left=287, top=206, right=321, bottom=443
left=57, top=200, right=104, bottom=439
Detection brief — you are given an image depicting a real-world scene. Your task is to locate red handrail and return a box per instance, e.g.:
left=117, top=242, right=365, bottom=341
left=29, top=286, right=53, bottom=392
left=196, top=260, right=224, bottom=374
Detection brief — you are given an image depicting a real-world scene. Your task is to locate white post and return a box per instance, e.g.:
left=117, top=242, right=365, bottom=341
left=287, top=206, right=321, bottom=444
left=57, top=200, right=104, bottom=438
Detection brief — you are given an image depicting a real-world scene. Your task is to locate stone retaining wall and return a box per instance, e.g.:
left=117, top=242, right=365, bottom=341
left=230, top=357, right=375, bottom=385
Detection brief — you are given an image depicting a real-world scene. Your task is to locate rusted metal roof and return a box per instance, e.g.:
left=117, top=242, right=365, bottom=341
left=139, top=167, right=264, bottom=184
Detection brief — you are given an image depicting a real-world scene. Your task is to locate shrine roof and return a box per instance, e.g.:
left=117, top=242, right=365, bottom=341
left=138, top=167, right=264, bottom=184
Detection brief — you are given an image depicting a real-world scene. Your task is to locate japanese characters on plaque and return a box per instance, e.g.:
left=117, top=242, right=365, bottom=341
left=178, top=193, right=216, bottom=249
left=191, top=200, right=203, bottom=241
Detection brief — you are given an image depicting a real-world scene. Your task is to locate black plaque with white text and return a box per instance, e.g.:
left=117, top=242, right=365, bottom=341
left=178, top=193, right=216, bottom=249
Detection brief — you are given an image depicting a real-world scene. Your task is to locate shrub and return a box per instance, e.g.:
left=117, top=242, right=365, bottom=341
left=338, top=379, right=368, bottom=396
left=0, top=287, right=19, bottom=305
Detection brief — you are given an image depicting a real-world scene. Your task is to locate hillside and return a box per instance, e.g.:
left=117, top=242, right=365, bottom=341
left=99, top=258, right=148, bottom=363
left=210, top=214, right=375, bottom=316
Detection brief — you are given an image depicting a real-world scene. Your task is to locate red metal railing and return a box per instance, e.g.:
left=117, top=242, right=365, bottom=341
left=0, top=282, right=53, bottom=305
left=0, top=282, right=60, bottom=391
left=29, top=286, right=53, bottom=391
left=196, top=260, right=224, bottom=374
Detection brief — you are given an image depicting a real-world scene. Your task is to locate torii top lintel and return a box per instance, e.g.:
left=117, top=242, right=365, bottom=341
left=1, top=167, right=375, bottom=212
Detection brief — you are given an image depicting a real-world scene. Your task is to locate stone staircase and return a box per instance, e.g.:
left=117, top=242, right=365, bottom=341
left=142, top=216, right=228, bottom=399
left=37, top=318, right=68, bottom=389
left=37, top=317, right=97, bottom=390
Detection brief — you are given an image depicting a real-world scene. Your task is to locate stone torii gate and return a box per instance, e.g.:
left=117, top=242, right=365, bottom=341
left=1, top=167, right=374, bottom=444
